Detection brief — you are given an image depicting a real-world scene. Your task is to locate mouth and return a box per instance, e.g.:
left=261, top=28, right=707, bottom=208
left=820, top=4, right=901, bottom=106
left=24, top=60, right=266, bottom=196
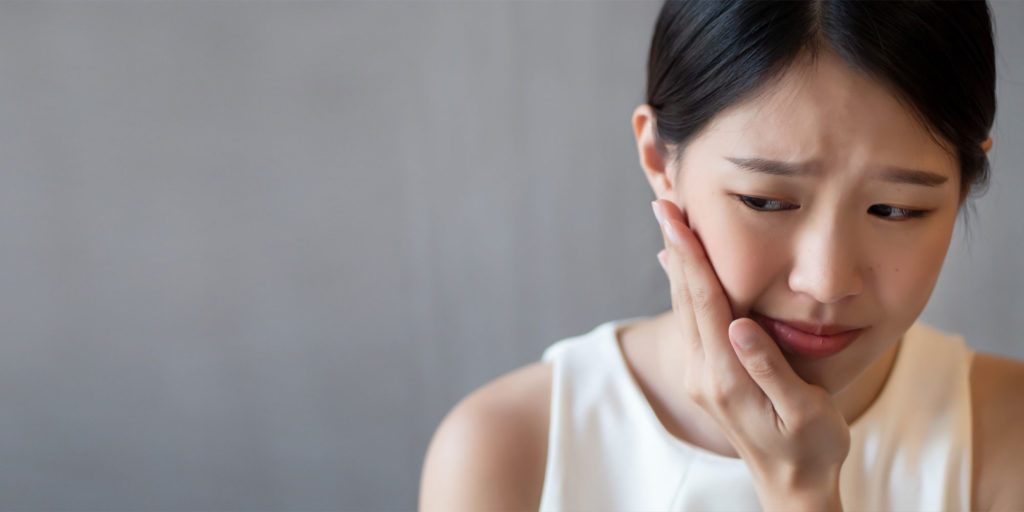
left=749, top=312, right=865, bottom=359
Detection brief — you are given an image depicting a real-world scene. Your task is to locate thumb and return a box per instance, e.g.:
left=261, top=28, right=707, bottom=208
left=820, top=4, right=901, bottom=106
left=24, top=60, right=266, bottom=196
left=728, top=317, right=812, bottom=419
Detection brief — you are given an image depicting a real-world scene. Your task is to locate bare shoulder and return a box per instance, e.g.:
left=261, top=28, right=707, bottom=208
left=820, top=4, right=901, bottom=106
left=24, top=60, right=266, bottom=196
left=970, top=351, right=1024, bottom=511
left=419, top=360, right=553, bottom=511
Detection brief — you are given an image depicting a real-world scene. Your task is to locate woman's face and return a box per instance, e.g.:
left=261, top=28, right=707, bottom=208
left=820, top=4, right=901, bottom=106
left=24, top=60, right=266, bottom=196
left=661, top=51, right=962, bottom=393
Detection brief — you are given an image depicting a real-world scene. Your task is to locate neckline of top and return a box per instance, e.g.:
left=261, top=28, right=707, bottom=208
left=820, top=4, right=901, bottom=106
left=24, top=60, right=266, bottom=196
left=598, top=315, right=911, bottom=464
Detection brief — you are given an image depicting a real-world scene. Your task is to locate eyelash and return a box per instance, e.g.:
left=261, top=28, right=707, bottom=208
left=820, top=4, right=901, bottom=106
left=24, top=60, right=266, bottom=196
left=735, top=195, right=931, bottom=221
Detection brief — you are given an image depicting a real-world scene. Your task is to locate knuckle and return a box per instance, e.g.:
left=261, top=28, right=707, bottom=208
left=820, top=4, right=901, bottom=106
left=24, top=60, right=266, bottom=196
left=789, top=411, right=824, bottom=435
left=805, top=385, right=831, bottom=404
left=683, top=372, right=704, bottom=401
left=744, top=355, right=776, bottom=379
left=705, top=377, right=736, bottom=406
left=689, top=286, right=713, bottom=314
left=670, top=281, right=690, bottom=307
left=683, top=379, right=703, bottom=404
left=797, top=390, right=828, bottom=416
left=788, top=396, right=829, bottom=431
left=787, top=409, right=813, bottom=430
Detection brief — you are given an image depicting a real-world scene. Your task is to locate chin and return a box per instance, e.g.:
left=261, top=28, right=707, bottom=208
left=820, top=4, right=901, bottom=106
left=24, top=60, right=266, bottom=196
left=783, top=351, right=853, bottom=394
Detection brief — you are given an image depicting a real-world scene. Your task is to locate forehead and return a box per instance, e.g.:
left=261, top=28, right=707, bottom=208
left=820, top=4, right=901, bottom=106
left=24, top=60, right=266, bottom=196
left=692, top=51, right=958, bottom=179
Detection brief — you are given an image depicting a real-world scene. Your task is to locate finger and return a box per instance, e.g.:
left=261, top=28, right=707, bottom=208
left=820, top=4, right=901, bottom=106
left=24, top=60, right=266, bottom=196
left=659, top=202, right=746, bottom=384
left=728, top=317, right=818, bottom=423
left=653, top=200, right=705, bottom=365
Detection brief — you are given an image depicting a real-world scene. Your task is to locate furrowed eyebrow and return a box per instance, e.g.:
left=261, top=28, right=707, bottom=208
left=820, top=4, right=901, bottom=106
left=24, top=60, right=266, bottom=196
left=724, top=156, right=950, bottom=187
left=725, top=157, right=815, bottom=177
left=875, top=166, right=949, bottom=187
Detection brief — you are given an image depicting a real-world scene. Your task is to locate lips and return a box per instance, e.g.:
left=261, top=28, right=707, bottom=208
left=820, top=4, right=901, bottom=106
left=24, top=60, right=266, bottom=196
left=769, top=317, right=861, bottom=336
left=750, top=312, right=864, bottom=359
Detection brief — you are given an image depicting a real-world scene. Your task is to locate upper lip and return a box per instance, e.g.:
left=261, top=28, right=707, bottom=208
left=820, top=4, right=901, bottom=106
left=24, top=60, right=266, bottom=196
left=753, top=313, right=863, bottom=336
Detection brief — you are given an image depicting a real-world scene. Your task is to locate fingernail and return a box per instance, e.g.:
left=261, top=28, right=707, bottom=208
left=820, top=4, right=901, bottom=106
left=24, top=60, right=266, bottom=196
left=657, top=250, right=667, bottom=272
left=664, top=219, right=684, bottom=248
left=651, top=200, right=666, bottom=226
left=734, top=326, right=757, bottom=350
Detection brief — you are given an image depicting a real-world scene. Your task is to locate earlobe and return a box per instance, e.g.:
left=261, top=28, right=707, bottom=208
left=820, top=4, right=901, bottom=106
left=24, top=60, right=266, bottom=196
left=981, top=135, right=993, bottom=154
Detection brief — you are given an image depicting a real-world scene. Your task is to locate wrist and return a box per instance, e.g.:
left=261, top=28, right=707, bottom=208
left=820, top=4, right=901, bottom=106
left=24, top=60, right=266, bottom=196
left=754, top=467, right=843, bottom=512
left=760, top=488, right=842, bottom=512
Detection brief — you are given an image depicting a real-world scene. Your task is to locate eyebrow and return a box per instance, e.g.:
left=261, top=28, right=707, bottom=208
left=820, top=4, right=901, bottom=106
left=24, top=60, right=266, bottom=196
left=724, top=157, right=950, bottom=187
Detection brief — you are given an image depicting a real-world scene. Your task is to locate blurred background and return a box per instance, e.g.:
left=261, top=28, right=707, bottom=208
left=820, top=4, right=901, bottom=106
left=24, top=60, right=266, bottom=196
left=1, top=1, right=1021, bottom=510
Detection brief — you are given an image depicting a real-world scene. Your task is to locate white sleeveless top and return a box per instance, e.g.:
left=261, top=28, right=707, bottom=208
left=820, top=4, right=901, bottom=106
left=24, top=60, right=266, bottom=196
left=538, top=317, right=974, bottom=511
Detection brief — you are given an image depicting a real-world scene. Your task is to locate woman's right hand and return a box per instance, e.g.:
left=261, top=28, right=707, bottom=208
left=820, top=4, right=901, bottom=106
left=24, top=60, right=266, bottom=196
left=652, top=198, right=848, bottom=511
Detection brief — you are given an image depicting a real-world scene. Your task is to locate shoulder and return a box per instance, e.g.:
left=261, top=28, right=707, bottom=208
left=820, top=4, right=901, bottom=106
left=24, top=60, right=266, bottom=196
left=970, top=351, right=1024, bottom=510
left=419, top=360, right=553, bottom=511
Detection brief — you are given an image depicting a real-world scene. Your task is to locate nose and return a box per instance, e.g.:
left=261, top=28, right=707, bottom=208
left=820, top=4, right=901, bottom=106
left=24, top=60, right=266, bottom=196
left=787, top=219, right=864, bottom=305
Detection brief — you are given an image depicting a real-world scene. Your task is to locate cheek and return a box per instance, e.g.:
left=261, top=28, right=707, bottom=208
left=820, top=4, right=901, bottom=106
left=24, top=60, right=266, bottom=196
left=690, top=204, right=781, bottom=314
left=874, top=225, right=954, bottom=315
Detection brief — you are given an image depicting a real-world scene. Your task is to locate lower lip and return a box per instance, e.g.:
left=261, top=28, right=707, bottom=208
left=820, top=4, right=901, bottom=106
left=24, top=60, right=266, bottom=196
left=753, top=315, right=863, bottom=359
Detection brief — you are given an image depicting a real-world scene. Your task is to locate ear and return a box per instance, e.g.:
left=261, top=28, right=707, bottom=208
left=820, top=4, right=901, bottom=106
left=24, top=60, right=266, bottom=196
left=632, top=104, right=677, bottom=199
left=960, top=136, right=993, bottom=204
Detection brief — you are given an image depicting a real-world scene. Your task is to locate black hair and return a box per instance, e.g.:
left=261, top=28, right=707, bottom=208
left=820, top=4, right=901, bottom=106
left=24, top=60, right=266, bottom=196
left=645, top=0, right=996, bottom=215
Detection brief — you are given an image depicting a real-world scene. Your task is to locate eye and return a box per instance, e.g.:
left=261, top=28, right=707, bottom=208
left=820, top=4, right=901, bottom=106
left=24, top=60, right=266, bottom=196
left=736, top=195, right=931, bottom=220
left=868, top=204, right=930, bottom=220
left=736, top=195, right=798, bottom=212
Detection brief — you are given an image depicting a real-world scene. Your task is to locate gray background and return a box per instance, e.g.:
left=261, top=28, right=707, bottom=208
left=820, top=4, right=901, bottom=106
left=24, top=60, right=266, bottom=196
left=1, top=1, right=1021, bottom=510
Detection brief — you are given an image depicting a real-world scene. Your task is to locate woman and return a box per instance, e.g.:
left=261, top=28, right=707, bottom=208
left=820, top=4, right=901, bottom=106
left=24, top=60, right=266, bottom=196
left=421, top=1, right=1022, bottom=510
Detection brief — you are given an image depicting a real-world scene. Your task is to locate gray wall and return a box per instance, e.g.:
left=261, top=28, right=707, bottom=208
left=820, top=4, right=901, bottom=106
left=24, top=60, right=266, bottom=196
left=1, top=1, right=1020, bottom=510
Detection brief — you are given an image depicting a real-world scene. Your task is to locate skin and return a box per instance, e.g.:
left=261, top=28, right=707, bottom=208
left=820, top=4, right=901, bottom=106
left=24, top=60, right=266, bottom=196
left=652, top=193, right=848, bottom=510
left=634, top=48, right=966, bottom=457
left=636, top=48, right=990, bottom=509
left=419, top=48, right=1022, bottom=511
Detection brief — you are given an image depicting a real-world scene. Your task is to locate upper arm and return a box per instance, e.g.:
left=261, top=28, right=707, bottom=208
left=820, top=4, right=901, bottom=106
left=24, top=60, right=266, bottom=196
left=971, top=352, right=1024, bottom=511
left=419, top=362, right=552, bottom=512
